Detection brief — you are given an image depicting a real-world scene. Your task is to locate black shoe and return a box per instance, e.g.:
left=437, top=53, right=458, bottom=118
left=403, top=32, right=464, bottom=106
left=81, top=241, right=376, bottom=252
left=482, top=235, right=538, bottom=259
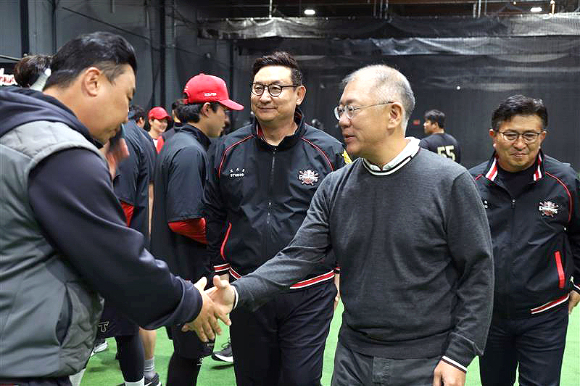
left=145, top=373, right=162, bottom=386
left=211, top=340, right=233, bottom=363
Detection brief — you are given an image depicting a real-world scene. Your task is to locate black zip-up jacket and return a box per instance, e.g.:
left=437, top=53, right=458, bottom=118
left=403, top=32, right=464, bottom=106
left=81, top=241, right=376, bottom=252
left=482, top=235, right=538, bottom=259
left=203, top=110, right=348, bottom=288
left=470, top=151, right=580, bottom=319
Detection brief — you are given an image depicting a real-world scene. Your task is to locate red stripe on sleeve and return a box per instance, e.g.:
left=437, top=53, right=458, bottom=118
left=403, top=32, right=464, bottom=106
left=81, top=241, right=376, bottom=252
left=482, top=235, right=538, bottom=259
left=168, top=218, right=207, bottom=244
left=120, top=201, right=134, bottom=227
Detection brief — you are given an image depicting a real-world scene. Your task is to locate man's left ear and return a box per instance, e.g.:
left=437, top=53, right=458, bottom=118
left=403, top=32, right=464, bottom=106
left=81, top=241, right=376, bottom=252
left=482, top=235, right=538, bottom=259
left=201, top=102, right=212, bottom=116
left=296, top=85, right=306, bottom=106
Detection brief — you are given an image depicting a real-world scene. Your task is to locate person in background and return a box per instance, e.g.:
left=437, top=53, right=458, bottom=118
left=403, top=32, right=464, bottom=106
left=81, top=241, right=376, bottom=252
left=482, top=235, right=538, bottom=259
left=13, top=54, right=52, bottom=90
left=419, top=109, right=461, bottom=163
left=146, top=106, right=171, bottom=152
left=150, top=73, right=243, bottom=385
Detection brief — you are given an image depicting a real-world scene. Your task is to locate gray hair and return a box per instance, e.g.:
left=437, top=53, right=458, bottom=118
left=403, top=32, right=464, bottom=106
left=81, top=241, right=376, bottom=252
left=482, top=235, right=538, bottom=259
left=341, top=64, right=415, bottom=131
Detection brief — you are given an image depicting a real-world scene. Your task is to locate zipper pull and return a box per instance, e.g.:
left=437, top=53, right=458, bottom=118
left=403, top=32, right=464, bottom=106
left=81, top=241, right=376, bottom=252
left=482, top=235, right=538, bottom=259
left=511, top=199, right=516, bottom=208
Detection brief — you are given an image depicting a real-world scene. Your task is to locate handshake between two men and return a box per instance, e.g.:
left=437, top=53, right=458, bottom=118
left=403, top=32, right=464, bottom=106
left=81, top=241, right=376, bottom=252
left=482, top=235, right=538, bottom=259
left=182, top=276, right=237, bottom=342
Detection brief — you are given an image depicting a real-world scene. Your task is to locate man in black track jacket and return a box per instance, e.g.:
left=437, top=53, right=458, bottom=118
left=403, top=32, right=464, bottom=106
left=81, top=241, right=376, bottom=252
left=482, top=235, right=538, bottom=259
left=203, top=52, right=349, bottom=386
left=470, top=95, right=580, bottom=386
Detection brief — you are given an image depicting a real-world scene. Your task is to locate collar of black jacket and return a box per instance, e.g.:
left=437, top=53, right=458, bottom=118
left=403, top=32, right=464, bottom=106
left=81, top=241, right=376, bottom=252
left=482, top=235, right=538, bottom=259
left=177, top=123, right=212, bottom=150
left=0, top=86, right=101, bottom=148
left=483, top=149, right=545, bottom=183
left=253, top=108, right=306, bottom=150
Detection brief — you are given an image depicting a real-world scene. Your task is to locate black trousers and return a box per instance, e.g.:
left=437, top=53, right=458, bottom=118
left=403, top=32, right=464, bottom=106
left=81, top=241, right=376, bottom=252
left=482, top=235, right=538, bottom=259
left=479, top=304, right=569, bottom=386
left=230, top=281, right=336, bottom=386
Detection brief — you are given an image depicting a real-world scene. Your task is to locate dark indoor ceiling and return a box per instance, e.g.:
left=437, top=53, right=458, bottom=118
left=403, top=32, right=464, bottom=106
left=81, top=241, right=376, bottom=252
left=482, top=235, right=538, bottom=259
left=196, top=0, right=580, bottom=19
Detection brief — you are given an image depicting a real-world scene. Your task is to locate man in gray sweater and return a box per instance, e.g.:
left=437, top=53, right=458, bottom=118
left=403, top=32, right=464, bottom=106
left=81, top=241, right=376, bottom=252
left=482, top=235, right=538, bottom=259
left=198, top=64, right=494, bottom=386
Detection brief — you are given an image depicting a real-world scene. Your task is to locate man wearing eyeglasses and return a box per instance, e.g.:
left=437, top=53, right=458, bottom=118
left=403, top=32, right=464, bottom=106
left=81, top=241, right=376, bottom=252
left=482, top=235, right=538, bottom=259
left=470, top=95, right=580, bottom=386
left=202, top=64, right=494, bottom=386
left=202, top=52, right=348, bottom=386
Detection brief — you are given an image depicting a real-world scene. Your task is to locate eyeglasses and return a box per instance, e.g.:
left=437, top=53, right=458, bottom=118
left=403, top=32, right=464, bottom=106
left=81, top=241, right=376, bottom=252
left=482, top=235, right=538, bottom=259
left=334, top=102, right=395, bottom=120
left=251, top=83, right=299, bottom=97
left=497, top=130, right=544, bottom=143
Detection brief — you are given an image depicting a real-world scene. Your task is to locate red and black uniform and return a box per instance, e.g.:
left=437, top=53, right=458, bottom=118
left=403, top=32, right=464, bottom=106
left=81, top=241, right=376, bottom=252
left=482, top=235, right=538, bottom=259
left=203, top=109, right=348, bottom=385
left=97, top=119, right=157, bottom=342
left=470, top=151, right=580, bottom=386
left=150, top=124, right=213, bottom=361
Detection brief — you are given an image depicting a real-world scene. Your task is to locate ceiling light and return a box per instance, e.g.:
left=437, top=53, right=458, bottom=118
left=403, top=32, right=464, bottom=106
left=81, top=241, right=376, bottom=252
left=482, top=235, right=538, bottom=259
left=304, top=8, right=316, bottom=16
left=530, top=6, right=542, bottom=12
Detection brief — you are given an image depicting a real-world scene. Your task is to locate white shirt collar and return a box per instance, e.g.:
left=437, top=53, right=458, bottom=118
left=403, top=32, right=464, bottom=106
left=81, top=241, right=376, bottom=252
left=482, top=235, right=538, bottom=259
left=363, top=137, right=420, bottom=175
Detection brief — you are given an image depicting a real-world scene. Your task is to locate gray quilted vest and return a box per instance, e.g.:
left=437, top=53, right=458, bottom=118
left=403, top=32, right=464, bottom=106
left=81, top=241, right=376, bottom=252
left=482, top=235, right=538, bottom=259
left=0, top=121, right=104, bottom=377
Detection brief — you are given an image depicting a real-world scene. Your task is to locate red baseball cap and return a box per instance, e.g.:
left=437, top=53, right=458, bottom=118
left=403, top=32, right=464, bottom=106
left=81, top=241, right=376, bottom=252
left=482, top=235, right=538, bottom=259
left=148, top=106, right=171, bottom=121
left=183, top=73, right=244, bottom=111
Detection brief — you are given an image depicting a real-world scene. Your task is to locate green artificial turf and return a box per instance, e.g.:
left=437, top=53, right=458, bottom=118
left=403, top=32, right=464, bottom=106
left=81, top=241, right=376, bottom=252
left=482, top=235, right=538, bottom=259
left=84, top=302, right=580, bottom=385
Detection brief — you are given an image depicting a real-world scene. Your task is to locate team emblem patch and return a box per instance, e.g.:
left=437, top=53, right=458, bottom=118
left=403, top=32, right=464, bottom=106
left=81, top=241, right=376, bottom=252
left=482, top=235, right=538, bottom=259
left=298, top=170, right=319, bottom=185
left=539, top=201, right=559, bottom=217
left=229, top=168, right=245, bottom=178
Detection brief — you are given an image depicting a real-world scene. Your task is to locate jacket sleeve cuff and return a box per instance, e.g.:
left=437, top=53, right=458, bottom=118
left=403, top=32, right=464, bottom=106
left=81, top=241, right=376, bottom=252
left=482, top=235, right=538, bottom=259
left=443, top=332, right=479, bottom=374
left=214, top=263, right=230, bottom=275
left=573, top=280, right=580, bottom=294
left=140, top=278, right=202, bottom=329
left=441, top=356, right=468, bottom=373
left=232, top=285, right=239, bottom=309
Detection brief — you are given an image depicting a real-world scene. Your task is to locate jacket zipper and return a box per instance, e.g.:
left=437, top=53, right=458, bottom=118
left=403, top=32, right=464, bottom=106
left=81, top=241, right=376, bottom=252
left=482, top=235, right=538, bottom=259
left=554, top=251, right=565, bottom=289
left=507, top=197, right=516, bottom=318
left=264, top=148, right=277, bottom=260
left=267, top=148, right=277, bottom=225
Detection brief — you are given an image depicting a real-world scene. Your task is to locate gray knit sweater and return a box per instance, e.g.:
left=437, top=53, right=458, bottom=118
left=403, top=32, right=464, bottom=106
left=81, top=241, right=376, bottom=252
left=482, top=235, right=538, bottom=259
left=233, top=147, right=494, bottom=370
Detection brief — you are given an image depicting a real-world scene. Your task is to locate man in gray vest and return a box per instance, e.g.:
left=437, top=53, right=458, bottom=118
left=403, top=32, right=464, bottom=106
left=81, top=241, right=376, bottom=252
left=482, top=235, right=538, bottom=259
left=0, top=31, right=227, bottom=385
left=200, top=64, right=494, bottom=386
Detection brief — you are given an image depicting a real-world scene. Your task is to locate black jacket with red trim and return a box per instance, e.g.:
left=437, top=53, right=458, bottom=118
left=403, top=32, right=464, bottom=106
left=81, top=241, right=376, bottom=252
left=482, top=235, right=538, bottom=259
left=203, top=110, right=348, bottom=288
left=470, top=151, right=580, bottom=319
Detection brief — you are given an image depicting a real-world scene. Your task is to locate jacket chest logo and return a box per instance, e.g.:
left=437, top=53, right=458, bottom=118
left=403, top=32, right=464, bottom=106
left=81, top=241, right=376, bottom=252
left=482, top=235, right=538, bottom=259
left=298, top=169, right=319, bottom=185
left=229, top=168, right=245, bottom=178
left=539, top=200, right=559, bottom=217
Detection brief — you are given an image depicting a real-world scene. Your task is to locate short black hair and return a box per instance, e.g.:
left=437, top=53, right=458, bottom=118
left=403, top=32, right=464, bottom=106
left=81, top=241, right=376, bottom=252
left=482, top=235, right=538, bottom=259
left=424, top=109, right=445, bottom=129
left=14, top=54, right=52, bottom=87
left=178, top=102, right=220, bottom=123
left=252, top=51, right=303, bottom=86
left=171, top=99, right=183, bottom=112
left=44, top=31, right=137, bottom=90
left=128, top=105, right=146, bottom=122
left=491, top=95, right=548, bottom=131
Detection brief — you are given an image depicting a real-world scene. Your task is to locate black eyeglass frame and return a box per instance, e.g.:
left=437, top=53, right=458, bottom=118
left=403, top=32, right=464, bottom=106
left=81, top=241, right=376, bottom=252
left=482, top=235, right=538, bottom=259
left=250, top=83, right=300, bottom=97
left=496, top=130, right=545, bottom=143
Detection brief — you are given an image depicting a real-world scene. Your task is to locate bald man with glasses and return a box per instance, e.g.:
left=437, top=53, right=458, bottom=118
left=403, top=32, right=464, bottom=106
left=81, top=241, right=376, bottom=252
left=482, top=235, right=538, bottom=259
left=470, top=95, right=580, bottom=386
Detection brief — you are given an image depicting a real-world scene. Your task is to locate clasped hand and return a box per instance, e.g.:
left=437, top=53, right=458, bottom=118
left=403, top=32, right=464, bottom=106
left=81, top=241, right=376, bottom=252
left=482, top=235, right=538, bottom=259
left=181, top=276, right=236, bottom=342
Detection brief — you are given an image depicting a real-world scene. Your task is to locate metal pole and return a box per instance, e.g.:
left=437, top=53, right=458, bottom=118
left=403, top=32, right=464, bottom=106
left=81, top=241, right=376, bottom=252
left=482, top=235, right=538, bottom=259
left=20, top=0, right=29, bottom=57
left=269, top=0, right=273, bottom=18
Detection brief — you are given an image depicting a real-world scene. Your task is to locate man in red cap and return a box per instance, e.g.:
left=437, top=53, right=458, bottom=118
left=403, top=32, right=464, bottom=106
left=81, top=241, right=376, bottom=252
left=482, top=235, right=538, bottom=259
left=150, top=73, right=243, bottom=385
left=146, top=106, right=171, bottom=152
